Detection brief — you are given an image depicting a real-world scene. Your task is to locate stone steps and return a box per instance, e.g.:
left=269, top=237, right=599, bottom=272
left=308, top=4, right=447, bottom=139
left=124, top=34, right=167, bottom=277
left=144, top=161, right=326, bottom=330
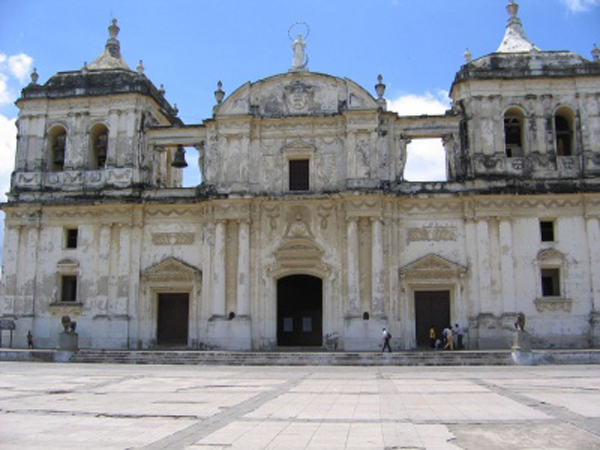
left=70, top=349, right=515, bottom=366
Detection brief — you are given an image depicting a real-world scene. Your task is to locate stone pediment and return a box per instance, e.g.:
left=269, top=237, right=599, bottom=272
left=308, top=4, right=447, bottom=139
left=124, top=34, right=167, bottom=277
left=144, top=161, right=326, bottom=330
left=142, top=257, right=201, bottom=283
left=216, top=72, right=378, bottom=118
left=400, top=254, right=467, bottom=280
left=537, top=248, right=565, bottom=261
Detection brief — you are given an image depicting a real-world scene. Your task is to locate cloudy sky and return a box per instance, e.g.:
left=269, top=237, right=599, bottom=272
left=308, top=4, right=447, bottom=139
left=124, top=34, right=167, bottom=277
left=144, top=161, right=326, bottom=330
left=0, top=0, right=599, bottom=271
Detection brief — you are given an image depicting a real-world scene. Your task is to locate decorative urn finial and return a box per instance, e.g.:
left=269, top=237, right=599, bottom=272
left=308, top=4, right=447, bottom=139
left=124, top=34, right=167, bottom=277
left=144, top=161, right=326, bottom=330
left=137, top=60, right=144, bottom=75
left=593, top=44, right=600, bottom=61
left=108, top=18, right=120, bottom=39
left=375, top=74, right=386, bottom=100
left=464, top=48, right=472, bottom=63
left=30, top=68, right=39, bottom=85
left=158, top=84, right=166, bottom=95
left=214, top=81, right=225, bottom=104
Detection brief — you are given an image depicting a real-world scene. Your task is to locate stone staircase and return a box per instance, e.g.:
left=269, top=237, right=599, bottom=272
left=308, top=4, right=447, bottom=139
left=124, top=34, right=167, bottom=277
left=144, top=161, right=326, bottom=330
left=69, top=349, right=515, bottom=366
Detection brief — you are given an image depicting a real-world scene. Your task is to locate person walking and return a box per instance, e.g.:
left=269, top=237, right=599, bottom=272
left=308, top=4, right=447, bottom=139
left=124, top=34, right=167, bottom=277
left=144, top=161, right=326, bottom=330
left=429, top=326, right=436, bottom=349
left=381, top=328, right=392, bottom=353
left=443, top=325, right=454, bottom=350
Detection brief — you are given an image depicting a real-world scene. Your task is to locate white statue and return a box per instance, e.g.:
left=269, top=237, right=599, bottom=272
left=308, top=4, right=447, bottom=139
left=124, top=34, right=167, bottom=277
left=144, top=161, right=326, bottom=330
left=291, top=34, right=307, bottom=70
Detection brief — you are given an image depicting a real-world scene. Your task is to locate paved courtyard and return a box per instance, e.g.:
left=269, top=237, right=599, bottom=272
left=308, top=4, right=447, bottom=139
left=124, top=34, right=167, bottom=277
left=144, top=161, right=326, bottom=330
left=0, top=362, right=599, bottom=449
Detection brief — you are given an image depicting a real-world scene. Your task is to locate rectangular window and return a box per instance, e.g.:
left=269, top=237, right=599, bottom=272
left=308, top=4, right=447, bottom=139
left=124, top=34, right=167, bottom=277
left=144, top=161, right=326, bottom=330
left=61, top=275, right=77, bottom=302
left=540, top=221, right=555, bottom=242
left=65, top=228, right=78, bottom=249
left=289, top=159, right=309, bottom=191
left=541, top=268, right=560, bottom=297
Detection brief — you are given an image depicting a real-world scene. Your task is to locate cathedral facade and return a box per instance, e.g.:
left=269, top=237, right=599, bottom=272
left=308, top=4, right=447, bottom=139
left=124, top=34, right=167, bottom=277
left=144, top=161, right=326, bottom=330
left=1, top=2, right=600, bottom=351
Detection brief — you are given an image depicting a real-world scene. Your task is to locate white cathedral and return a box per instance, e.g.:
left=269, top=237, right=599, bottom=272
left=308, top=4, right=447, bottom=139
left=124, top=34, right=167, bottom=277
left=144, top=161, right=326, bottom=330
left=1, top=1, right=599, bottom=351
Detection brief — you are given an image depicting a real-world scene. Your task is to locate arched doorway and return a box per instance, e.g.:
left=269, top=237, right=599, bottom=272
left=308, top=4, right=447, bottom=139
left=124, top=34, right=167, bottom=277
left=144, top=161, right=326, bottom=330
left=277, top=275, right=322, bottom=346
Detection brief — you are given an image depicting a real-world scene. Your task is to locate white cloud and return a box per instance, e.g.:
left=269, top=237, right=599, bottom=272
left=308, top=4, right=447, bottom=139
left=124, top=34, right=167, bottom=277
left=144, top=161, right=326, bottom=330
left=561, top=0, right=600, bottom=12
left=387, top=90, right=450, bottom=116
left=0, top=114, right=16, bottom=202
left=0, top=52, right=34, bottom=104
left=387, top=91, right=450, bottom=181
left=0, top=73, right=11, bottom=104
left=8, top=54, right=34, bottom=83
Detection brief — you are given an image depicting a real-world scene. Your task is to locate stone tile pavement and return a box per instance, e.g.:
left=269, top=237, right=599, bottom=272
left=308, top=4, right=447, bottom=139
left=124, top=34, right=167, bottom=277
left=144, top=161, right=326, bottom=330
left=0, top=362, right=599, bottom=449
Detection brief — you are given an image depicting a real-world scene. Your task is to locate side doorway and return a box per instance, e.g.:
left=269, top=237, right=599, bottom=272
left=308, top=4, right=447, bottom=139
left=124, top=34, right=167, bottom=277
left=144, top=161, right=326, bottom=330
left=414, top=290, right=450, bottom=348
left=157, top=293, right=189, bottom=347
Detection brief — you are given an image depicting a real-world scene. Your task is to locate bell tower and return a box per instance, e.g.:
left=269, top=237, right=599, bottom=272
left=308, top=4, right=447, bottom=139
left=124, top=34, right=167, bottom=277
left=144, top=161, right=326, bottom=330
left=10, top=19, right=181, bottom=201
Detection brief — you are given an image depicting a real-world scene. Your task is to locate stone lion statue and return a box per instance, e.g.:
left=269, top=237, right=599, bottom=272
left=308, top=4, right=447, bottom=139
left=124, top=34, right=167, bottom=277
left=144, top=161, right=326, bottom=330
left=61, top=315, right=77, bottom=333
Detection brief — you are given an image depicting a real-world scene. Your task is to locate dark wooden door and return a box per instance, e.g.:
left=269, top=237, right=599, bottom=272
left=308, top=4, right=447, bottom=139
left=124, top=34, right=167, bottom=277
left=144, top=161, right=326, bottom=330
left=414, top=291, right=450, bottom=347
left=157, top=293, right=189, bottom=346
left=277, top=275, right=322, bottom=346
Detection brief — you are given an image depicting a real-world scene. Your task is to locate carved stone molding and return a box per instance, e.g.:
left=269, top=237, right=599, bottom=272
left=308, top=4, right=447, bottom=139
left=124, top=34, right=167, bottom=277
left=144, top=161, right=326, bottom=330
left=400, top=253, right=467, bottom=281
left=407, top=227, right=457, bottom=243
left=534, top=297, right=572, bottom=313
left=151, top=233, right=195, bottom=245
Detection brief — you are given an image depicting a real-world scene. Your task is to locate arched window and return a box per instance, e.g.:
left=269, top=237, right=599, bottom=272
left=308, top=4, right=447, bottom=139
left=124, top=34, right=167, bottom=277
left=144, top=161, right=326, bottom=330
left=554, top=108, right=574, bottom=157
left=48, top=125, right=67, bottom=172
left=504, top=108, right=525, bottom=158
left=89, top=123, right=109, bottom=169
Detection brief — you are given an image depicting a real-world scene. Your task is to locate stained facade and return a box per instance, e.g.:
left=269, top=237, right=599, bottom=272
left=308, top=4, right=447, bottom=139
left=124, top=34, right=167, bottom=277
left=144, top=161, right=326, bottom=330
left=1, top=3, right=600, bottom=351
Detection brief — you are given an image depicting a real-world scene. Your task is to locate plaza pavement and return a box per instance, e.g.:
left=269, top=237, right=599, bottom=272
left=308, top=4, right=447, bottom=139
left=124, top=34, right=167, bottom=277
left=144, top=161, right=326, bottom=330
left=0, top=362, right=599, bottom=449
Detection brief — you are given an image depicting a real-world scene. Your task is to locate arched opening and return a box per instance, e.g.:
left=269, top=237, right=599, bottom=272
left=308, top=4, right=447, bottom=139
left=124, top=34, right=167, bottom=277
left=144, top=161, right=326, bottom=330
left=504, top=108, right=525, bottom=157
left=277, top=274, right=322, bottom=347
left=48, top=125, right=67, bottom=172
left=89, top=123, right=109, bottom=169
left=555, top=107, right=574, bottom=157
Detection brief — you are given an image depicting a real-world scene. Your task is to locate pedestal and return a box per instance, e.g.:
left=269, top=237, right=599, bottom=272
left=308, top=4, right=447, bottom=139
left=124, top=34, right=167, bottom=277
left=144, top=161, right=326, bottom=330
left=511, top=330, right=531, bottom=352
left=58, top=332, right=79, bottom=351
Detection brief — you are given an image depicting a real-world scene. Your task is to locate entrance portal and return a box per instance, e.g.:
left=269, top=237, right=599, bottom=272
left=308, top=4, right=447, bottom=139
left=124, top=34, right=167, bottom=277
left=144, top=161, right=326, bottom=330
left=277, top=275, right=322, bottom=346
left=414, top=290, right=450, bottom=347
left=157, top=293, right=189, bottom=346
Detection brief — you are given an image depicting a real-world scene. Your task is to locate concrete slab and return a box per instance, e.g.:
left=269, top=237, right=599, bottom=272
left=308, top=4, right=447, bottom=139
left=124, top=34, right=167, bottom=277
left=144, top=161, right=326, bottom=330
left=0, top=363, right=599, bottom=449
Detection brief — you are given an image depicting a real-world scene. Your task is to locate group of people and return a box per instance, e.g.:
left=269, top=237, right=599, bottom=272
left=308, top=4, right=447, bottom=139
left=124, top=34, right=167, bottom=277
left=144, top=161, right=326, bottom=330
left=430, top=324, right=463, bottom=350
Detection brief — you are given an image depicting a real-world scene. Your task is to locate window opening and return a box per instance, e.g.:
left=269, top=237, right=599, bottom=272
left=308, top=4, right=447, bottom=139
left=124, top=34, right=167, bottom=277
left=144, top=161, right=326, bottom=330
left=61, top=275, right=78, bottom=302
left=555, top=116, right=572, bottom=157
left=540, top=221, right=555, bottom=242
left=541, top=268, right=560, bottom=297
left=504, top=116, right=523, bottom=157
left=289, top=159, right=309, bottom=191
left=65, top=228, right=78, bottom=249
left=404, top=138, right=447, bottom=182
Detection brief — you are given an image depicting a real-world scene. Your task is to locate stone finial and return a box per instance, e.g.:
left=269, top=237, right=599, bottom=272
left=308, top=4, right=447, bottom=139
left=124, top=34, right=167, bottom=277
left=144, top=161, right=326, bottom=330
left=159, top=84, right=166, bottom=95
left=30, top=68, right=39, bottom=85
left=214, top=81, right=225, bottom=104
left=593, top=44, right=600, bottom=61
left=137, top=60, right=144, bottom=75
left=497, top=0, right=537, bottom=53
left=375, top=74, right=386, bottom=100
left=108, top=18, right=120, bottom=39
left=173, top=104, right=179, bottom=116
left=464, top=48, right=472, bottom=63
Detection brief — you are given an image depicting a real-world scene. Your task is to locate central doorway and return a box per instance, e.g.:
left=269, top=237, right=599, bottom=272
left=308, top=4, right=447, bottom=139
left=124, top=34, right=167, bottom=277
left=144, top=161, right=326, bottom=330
left=157, top=293, right=189, bottom=346
left=414, top=290, right=450, bottom=347
left=277, top=275, right=323, bottom=347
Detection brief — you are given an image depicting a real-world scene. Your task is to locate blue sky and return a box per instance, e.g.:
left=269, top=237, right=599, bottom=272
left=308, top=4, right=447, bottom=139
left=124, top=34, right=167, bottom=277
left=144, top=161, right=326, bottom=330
left=0, top=0, right=599, bottom=272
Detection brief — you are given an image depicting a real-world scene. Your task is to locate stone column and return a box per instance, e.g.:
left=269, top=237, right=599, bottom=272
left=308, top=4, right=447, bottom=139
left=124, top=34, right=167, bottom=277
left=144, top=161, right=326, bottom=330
left=346, top=218, right=360, bottom=316
left=371, top=217, right=385, bottom=316
left=128, top=215, right=144, bottom=349
left=499, top=218, right=516, bottom=314
left=22, top=224, right=40, bottom=316
left=213, top=220, right=227, bottom=317
left=97, top=223, right=112, bottom=315
left=237, top=219, right=250, bottom=316
left=586, top=216, right=600, bottom=313
left=107, top=110, right=120, bottom=167
left=1, top=225, right=22, bottom=314
left=476, top=219, right=492, bottom=312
